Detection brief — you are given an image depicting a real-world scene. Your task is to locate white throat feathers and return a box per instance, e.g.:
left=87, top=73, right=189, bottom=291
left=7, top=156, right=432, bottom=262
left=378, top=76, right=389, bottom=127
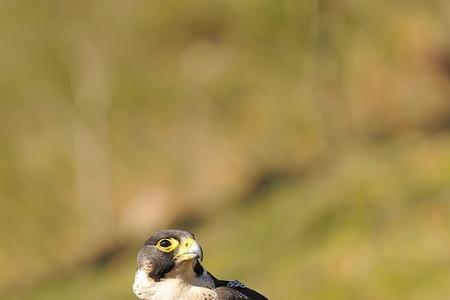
left=133, top=260, right=216, bottom=300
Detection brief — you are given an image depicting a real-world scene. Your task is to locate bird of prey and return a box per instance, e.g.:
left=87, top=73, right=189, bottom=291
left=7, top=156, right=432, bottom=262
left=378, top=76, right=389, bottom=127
left=133, top=229, right=268, bottom=300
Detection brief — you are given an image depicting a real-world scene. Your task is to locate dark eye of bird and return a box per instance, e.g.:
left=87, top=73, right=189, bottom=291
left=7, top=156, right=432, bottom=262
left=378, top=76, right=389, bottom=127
left=159, top=239, right=171, bottom=248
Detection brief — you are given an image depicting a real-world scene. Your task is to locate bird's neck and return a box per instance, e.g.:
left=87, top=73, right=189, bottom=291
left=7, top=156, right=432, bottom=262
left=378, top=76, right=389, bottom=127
left=166, top=260, right=197, bottom=281
left=133, top=260, right=215, bottom=300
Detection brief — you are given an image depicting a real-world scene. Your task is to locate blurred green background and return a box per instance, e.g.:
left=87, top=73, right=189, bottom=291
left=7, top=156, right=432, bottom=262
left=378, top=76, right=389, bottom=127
left=1, top=0, right=450, bottom=299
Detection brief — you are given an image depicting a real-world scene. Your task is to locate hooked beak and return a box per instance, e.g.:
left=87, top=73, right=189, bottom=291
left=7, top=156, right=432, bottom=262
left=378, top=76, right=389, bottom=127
left=174, top=238, right=203, bottom=262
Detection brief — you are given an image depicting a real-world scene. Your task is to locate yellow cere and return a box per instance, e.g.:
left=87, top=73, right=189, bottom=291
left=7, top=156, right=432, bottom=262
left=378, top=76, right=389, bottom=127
left=179, top=238, right=194, bottom=251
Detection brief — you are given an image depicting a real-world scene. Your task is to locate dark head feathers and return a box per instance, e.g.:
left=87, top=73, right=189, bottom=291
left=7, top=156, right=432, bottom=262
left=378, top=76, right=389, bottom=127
left=143, top=229, right=194, bottom=246
left=137, top=229, right=196, bottom=282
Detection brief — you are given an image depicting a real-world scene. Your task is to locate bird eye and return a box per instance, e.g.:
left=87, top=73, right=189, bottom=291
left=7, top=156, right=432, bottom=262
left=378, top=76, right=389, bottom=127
left=159, top=239, right=171, bottom=248
left=156, top=238, right=179, bottom=252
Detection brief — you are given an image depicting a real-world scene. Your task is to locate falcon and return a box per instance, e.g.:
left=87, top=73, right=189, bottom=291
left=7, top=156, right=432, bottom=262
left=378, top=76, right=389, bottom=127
left=133, top=229, right=268, bottom=300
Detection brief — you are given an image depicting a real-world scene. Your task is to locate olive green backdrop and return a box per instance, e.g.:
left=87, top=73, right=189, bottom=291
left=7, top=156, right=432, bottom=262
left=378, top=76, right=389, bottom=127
left=1, top=0, right=450, bottom=299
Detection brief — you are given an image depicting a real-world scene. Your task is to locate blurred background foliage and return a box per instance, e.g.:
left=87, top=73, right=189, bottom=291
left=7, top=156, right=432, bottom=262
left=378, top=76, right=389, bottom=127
left=1, top=0, right=450, bottom=299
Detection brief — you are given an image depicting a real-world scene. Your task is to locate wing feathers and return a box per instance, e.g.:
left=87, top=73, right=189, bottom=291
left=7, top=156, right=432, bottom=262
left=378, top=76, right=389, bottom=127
left=214, top=286, right=268, bottom=300
left=207, top=271, right=268, bottom=299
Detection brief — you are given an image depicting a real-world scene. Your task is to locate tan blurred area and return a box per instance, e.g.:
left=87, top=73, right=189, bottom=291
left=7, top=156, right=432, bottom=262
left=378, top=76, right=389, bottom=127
left=0, top=0, right=450, bottom=299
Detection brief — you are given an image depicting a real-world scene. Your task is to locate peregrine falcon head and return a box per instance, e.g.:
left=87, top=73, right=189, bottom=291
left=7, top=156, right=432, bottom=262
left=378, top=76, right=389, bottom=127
left=133, top=229, right=215, bottom=300
left=133, top=229, right=268, bottom=300
left=135, top=229, right=204, bottom=282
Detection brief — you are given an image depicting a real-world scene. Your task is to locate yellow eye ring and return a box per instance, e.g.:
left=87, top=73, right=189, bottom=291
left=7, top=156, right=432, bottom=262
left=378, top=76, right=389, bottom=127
left=156, top=238, right=179, bottom=252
